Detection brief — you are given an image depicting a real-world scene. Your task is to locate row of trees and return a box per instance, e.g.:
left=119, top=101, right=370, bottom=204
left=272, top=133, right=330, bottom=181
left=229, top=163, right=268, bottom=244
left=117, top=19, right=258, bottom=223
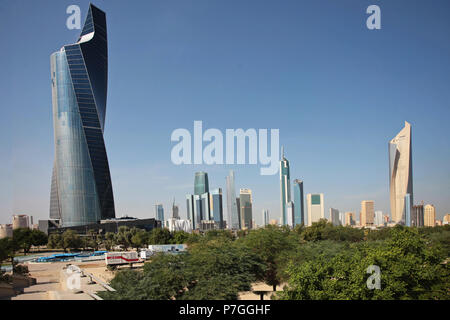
left=99, top=221, right=450, bottom=300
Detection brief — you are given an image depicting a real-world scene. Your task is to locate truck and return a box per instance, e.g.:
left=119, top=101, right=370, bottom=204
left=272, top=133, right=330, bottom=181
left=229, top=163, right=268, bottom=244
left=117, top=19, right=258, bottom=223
left=105, top=251, right=140, bottom=266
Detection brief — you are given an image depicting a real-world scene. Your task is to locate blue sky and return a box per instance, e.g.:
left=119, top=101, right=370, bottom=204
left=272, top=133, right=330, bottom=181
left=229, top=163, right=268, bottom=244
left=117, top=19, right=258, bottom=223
left=1, top=0, right=449, bottom=225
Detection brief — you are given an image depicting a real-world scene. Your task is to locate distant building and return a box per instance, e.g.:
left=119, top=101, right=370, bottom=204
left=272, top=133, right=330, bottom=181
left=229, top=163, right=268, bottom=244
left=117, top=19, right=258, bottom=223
left=172, top=199, right=180, bottom=219
left=293, top=179, right=305, bottom=226
left=269, top=219, right=278, bottom=225
left=240, top=189, right=253, bottom=229
left=201, top=192, right=211, bottom=221
left=286, top=201, right=295, bottom=227
left=210, top=188, right=224, bottom=229
left=306, top=194, right=324, bottom=226
left=360, top=201, right=375, bottom=227
left=383, top=215, right=390, bottom=224
left=345, top=212, right=355, bottom=226
left=236, top=197, right=241, bottom=229
left=194, top=172, right=209, bottom=195
left=435, top=220, right=443, bottom=226
left=374, top=211, right=384, bottom=226
left=0, top=224, right=13, bottom=239
left=389, top=121, right=413, bottom=224
left=155, top=204, right=164, bottom=222
left=186, top=194, right=195, bottom=228
left=412, top=204, right=424, bottom=227
left=12, top=214, right=29, bottom=230
left=194, top=194, right=202, bottom=229
left=280, top=147, right=291, bottom=226
left=424, top=204, right=436, bottom=227
left=226, top=170, right=240, bottom=230
left=330, top=208, right=340, bottom=226
left=263, top=209, right=269, bottom=226
left=443, top=214, right=450, bottom=225
left=404, top=193, right=412, bottom=226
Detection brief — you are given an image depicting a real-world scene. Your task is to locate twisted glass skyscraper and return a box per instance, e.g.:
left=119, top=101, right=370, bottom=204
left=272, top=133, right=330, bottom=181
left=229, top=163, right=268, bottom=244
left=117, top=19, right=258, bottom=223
left=50, top=4, right=115, bottom=227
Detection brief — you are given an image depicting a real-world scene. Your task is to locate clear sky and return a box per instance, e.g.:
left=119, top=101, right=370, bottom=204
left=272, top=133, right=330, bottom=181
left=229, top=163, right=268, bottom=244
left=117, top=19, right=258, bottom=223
left=1, top=0, right=449, bottom=225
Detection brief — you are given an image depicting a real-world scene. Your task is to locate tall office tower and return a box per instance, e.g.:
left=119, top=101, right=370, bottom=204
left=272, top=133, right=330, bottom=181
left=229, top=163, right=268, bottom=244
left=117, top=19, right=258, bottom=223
left=286, top=201, right=295, bottom=227
left=424, top=204, right=436, bottom=227
left=236, top=197, right=241, bottom=229
left=374, top=211, right=384, bottom=226
left=329, top=208, right=340, bottom=226
left=155, top=204, right=164, bottom=222
left=239, top=189, right=253, bottom=229
left=263, top=209, right=269, bottom=226
left=210, top=188, right=224, bottom=229
left=186, top=194, right=194, bottom=224
left=50, top=4, right=115, bottom=227
left=226, top=170, right=240, bottom=229
left=293, top=179, right=305, bottom=226
left=404, top=194, right=412, bottom=226
left=389, top=121, right=413, bottom=224
left=306, top=194, right=324, bottom=226
left=193, top=194, right=202, bottom=229
left=201, top=192, right=211, bottom=221
left=194, top=172, right=209, bottom=195
left=345, top=212, right=354, bottom=226
left=339, top=211, right=345, bottom=226
left=361, top=201, right=375, bottom=227
left=411, top=204, right=424, bottom=227
left=280, top=147, right=291, bottom=226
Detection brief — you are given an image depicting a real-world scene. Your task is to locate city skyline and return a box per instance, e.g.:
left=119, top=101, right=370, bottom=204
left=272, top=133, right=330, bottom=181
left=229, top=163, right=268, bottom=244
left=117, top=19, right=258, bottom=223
left=2, top=1, right=450, bottom=226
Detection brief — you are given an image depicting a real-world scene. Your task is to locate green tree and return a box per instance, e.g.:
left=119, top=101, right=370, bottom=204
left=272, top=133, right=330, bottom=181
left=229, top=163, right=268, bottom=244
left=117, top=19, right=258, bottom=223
left=12, top=228, right=33, bottom=255
left=172, top=230, right=190, bottom=244
left=30, top=229, right=48, bottom=250
left=62, top=230, right=83, bottom=252
left=131, top=229, right=149, bottom=250
left=148, top=228, right=172, bottom=245
left=47, top=233, right=63, bottom=250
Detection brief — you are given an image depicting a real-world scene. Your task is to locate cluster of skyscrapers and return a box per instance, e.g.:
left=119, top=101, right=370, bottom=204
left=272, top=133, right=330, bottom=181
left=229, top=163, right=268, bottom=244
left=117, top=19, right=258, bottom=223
left=42, top=5, right=446, bottom=233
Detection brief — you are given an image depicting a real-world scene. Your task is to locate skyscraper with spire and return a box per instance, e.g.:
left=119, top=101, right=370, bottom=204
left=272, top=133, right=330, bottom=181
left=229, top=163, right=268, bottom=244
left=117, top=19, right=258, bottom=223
left=280, top=146, right=291, bottom=225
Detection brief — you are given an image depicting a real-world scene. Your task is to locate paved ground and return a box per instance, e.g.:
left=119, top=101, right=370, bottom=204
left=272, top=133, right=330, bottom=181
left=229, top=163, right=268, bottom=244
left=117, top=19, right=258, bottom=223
left=11, top=260, right=111, bottom=300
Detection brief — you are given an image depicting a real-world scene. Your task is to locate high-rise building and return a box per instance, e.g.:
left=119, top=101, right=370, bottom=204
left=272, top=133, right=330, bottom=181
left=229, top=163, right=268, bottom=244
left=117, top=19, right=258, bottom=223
left=172, top=198, right=179, bottom=219
left=186, top=194, right=194, bottom=224
left=155, top=204, right=164, bottom=222
left=412, top=204, right=424, bottom=227
left=374, top=211, right=384, bottom=226
left=360, top=201, right=375, bottom=227
left=263, top=209, right=269, bottom=226
left=345, top=212, right=355, bottom=226
left=210, top=188, right=224, bottom=229
left=329, top=208, right=340, bottom=226
left=236, top=197, right=241, bottom=229
left=280, top=147, right=291, bottom=226
left=404, top=193, right=411, bottom=226
left=201, top=192, right=211, bottom=221
left=286, top=201, right=295, bottom=227
left=239, top=189, right=253, bottom=229
left=49, top=4, right=115, bottom=227
left=306, top=193, right=324, bottom=226
left=193, top=194, right=202, bottom=229
left=389, top=121, right=413, bottom=224
left=424, top=204, right=436, bottom=227
left=12, top=214, right=30, bottom=230
left=293, top=179, right=305, bottom=226
left=226, top=170, right=240, bottom=230
left=194, top=172, right=209, bottom=195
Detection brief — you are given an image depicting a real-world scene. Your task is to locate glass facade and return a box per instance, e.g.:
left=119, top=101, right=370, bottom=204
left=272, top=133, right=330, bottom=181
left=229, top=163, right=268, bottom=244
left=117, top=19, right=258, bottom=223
left=293, top=179, right=304, bottom=226
left=194, top=172, right=209, bottom=195
left=239, top=189, right=253, bottom=229
left=155, top=204, right=164, bottom=222
left=210, top=188, right=224, bottom=229
left=50, top=4, right=115, bottom=227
